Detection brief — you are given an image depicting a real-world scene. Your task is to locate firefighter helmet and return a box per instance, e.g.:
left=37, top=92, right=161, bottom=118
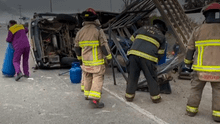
left=81, top=8, right=98, bottom=21
left=202, top=2, right=220, bottom=15
left=153, top=19, right=168, bottom=34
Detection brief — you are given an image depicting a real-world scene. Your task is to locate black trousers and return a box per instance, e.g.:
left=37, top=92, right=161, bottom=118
left=126, top=55, right=160, bottom=96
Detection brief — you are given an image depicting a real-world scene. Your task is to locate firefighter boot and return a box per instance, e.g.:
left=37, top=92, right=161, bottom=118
left=15, top=72, right=23, bottom=81
left=213, top=116, right=220, bottom=122
left=125, top=93, right=135, bottom=102
left=89, top=100, right=104, bottom=108
left=186, top=111, right=197, bottom=117
left=151, top=95, right=162, bottom=103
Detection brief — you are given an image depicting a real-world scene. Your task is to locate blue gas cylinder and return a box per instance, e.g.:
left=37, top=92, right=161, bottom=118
left=70, top=62, right=82, bottom=84
left=2, top=43, right=15, bottom=77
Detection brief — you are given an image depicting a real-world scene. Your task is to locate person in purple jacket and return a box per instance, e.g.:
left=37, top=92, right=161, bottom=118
left=6, top=20, right=30, bottom=81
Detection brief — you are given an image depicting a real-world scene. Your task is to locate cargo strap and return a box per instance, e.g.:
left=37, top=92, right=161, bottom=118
left=184, top=59, right=193, bottom=64
left=193, top=39, right=220, bottom=72
left=125, top=93, right=135, bottom=98
left=158, top=49, right=165, bottom=54
left=9, top=24, right=24, bottom=34
left=79, top=40, right=105, bottom=66
left=213, top=110, right=220, bottom=117
left=186, top=106, right=198, bottom=113
left=127, top=50, right=158, bottom=63
left=135, top=34, right=160, bottom=48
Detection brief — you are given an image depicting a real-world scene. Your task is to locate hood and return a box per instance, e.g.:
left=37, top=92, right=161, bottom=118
left=82, top=19, right=101, bottom=27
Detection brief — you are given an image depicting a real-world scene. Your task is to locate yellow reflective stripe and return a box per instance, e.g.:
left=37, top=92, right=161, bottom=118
left=125, top=93, right=134, bottom=98
left=158, top=49, right=165, bottom=54
left=184, top=59, right=193, bottom=64
left=151, top=95, right=161, bottom=100
left=197, top=46, right=201, bottom=66
left=186, top=106, right=198, bottom=113
left=84, top=90, right=89, bottom=96
left=79, top=41, right=99, bottom=47
left=77, top=56, right=82, bottom=60
left=127, top=50, right=158, bottom=63
left=83, top=59, right=105, bottom=66
left=81, top=85, right=84, bottom=91
left=192, top=65, right=220, bottom=72
left=195, top=40, right=220, bottom=46
left=136, top=34, right=160, bottom=48
left=95, top=47, right=98, bottom=60
left=130, top=35, right=135, bottom=42
left=213, top=110, right=220, bottom=117
left=92, top=46, right=96, bottom=60
left=82, top=48, right=84, bottom=61
left=199, top=46, right=204, bottom=66
left=89, top=91, right=101, bottom=99
left=106, top=54, right=112, bottom=60
left=9, top=24, right=24, bottom=34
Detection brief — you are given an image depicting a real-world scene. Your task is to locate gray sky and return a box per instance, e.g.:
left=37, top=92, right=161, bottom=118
left=0, top=0, right=124, bottom=14
left=0, top=0, right=124, bottom=23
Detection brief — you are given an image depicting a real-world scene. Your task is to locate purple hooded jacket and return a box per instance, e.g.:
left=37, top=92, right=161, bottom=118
left=6, top=24, right=30, bottom=50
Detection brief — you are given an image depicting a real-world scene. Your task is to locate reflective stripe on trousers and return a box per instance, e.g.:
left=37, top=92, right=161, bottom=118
left=213, top=110, right=220, bottom=117
left=186, top=106, right=198, bottom=113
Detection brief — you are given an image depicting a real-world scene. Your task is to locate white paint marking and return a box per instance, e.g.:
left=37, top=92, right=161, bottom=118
left=28, top=78, right=34, bottom=80
left=55, top=75, right=69, bottom=88
left=95, top=110, right=111, bottom=115
left=112, top=104, right=116, bottom=108
left=103, top=87, right=169, bottom=124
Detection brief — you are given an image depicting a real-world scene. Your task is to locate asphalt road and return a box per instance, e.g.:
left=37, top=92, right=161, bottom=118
left=0, top=24, right=218, bottom=124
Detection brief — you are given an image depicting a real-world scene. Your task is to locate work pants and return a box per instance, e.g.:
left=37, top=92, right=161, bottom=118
left=126, top=55, right=160, bottom=96
left=13, top=47, right=30, bottom=76
left=83, top=65, right=105, bottom=100
left=187, top=74, right=220, bottom=118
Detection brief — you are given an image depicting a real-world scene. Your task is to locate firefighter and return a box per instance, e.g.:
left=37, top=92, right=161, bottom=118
left=74, top=8, right=112, bottom=108
left=125, top=19, right=168, bottom=103
left=6, top=20, right=30, bottom=81
left=185, top=2, right=220, bottom=122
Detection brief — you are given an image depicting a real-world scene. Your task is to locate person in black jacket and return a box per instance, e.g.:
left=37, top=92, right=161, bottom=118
left=125, top=19, right=168, bottom=103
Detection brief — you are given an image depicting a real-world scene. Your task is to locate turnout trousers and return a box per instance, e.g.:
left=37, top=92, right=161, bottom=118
left=126, top=55, right=160, bottom=97
left=186, top=73, right=220, bottom=119
left=83, top=65, right=105, bottom=100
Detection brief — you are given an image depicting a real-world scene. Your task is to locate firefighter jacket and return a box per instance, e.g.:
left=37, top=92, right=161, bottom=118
left=128, top=26, right=166, bottom=63
left=185, top=23, right=220, bottom=82
left=74, top=19, right=112, bottom=73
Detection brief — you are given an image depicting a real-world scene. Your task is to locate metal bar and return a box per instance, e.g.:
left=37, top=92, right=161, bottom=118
left=58, top=70, right=69, bottom=76
left=109, top=24, right=117, bottom=85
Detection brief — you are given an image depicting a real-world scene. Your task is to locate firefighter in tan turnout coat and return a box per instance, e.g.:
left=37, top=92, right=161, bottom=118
left=74, top=8, right=112, bottom=108
left=185, top=2, right=220, bottom=122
